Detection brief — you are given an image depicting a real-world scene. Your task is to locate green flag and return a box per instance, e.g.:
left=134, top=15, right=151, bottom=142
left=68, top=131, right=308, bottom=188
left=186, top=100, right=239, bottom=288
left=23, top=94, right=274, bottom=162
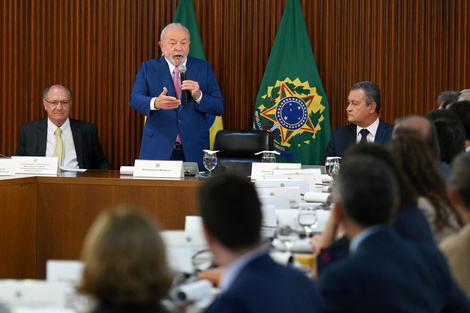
left=174, top=0, right=223, bottom=149
left=253, top=0, right=331, bottom=165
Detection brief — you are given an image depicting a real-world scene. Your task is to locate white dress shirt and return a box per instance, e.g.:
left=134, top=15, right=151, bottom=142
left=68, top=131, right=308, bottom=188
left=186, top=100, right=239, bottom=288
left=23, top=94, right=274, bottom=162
left=46, top=118, right=79, bottom=168
left=356, top=117, right=380, bottom=143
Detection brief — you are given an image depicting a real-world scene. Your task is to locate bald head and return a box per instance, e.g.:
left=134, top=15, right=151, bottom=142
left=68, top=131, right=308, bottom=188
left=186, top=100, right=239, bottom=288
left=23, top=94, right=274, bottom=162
left=393, top=115, right=440, bottom=159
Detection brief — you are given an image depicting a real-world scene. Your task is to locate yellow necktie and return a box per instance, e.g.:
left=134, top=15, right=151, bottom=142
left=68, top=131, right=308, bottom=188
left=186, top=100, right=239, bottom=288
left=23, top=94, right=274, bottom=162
left=53, top=128, right=64, bottom=166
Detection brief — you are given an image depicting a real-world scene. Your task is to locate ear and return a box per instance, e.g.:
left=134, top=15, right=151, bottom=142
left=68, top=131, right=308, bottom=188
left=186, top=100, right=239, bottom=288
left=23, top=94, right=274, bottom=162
left=369, top=102, right=377, bottom=113
left=332, top=200, right=345, bottom=224
left=202, top=222, right=214, bottom=246
left=158, top=41, right=163, bottom=51
left=43, top=101, right=48, bottom=111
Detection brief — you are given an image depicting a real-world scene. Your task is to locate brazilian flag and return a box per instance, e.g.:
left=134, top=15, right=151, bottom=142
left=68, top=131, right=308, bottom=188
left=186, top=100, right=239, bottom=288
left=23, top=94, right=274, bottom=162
left=253, top=0, right=331, bottom=165
left=173, top=0, right=224, bottom=150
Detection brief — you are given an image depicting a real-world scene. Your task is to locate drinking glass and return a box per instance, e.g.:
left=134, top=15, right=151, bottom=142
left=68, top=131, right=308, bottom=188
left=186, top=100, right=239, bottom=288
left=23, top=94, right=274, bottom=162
left=203, top=151, right=217, bottom=176
left=276, top=216, right=298, bottom=253
left=262, top=152, right=276, bottom=163
left=325, top=157, right=341, bottom=181
left=297, top=207, right=318, bottom=239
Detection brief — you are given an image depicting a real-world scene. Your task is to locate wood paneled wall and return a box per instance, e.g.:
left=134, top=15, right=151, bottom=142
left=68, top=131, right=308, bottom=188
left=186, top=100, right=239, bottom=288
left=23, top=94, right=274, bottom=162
left=1, top=0, right=469, bottom=168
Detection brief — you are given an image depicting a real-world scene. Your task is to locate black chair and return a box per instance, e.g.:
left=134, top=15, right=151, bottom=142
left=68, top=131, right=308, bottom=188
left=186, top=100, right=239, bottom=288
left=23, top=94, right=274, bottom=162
left=213, top=130, right=273, bottom=176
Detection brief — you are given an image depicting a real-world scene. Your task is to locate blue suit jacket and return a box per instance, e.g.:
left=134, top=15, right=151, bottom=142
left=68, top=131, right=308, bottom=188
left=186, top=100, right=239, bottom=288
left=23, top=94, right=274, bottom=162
left=205, top=253, right=323, bottom=313
left=129, top=56, right=224, bottom=170
left=318, top=228, right=470, bottom=313
left=322, top=119, right=394, bottom=163
left=14, top=118, right=112, bottom=170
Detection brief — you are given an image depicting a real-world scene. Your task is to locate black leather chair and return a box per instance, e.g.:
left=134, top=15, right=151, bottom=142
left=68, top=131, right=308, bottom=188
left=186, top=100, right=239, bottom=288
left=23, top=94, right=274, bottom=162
left=213, top=130, right=273, bottom=176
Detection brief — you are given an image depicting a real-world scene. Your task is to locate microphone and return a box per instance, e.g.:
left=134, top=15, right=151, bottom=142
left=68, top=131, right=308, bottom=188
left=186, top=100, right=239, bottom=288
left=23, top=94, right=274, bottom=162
left=179, top=64, right=190, bottom=104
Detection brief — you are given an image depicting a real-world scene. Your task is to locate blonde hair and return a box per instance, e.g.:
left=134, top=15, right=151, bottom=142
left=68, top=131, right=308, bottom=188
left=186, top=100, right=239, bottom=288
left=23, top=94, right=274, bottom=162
left=76, top=206, right=173, bottom=306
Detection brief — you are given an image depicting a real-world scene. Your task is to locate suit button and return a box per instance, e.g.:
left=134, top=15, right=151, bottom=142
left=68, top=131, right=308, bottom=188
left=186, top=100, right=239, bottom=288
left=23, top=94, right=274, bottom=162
left=178, top=119, right=182, bottom=123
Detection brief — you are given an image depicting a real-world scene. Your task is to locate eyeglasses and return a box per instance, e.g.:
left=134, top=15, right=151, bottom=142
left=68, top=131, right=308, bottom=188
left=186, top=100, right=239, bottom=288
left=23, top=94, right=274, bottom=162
left=44, top=99, right=72, bottom=107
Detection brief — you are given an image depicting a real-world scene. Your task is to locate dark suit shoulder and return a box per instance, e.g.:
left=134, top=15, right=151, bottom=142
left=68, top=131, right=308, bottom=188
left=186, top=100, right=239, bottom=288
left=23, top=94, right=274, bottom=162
left=19, top=118, right=47, bottom=130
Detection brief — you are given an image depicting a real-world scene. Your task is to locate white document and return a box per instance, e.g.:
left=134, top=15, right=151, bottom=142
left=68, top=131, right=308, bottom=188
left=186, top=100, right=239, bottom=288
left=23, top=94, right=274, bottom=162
left=133, top=160, right=184, bottom=178
left=0, top=158, right=15, bottom=175
left=12, top=156, right=59, bottom=175
left=46, top=260, right=84, bottom=284
left=255, top=186, right=302, bottom=203
left=271, top=168, right=323, bottom=185
left=251, top=162, right=301, bottom=180
left=255, top=179, right=309, bottom=194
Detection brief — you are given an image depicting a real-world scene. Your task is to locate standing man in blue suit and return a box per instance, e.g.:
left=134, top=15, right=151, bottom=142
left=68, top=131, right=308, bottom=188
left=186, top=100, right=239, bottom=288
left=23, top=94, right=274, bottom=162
left=199, top=174, right=323, bottom=313
left=323, top=81, right=393, bottom=163
left=318, top=155, right=470, bottom=313
left=130, top=23, right=224, bottom=170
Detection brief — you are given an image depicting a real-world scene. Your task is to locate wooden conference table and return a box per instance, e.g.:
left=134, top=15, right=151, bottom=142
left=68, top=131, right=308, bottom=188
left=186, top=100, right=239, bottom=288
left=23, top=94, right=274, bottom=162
left=0, top=170, right=203, bottom=279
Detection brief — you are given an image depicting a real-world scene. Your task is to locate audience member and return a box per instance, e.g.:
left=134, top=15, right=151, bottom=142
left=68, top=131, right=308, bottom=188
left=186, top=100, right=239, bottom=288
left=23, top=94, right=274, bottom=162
left=15, top=84, right=112, bottom=169
left=318, top=155, right=470, bottom=313
left=129, top=23, right=225, bottom=170
left=440, top=152, right=470, bottom=298
left=458, top=89, right=470, bottom=102
left=448, top=100, right=470, bottom=152
left=198, top=174, right=323, bottom=313
left=76, top=206, right=173, bottom=313
left=323, top=81, right=393, bottom=163
left=436, top=90, right=460, bottom=109
left=393, top=115, right=450, bottom=181
left=311, top=142, right=434, bottom=278
left=425, top=109, right=466, bottom=164
left=387, top=133, right=461, bottom=243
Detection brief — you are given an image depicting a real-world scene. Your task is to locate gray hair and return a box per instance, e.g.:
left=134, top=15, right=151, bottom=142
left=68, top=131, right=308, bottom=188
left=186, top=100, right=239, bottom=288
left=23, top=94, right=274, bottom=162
left=160, top=23, right=190, bottom=41
left=42, top=85, right=73, bottom=101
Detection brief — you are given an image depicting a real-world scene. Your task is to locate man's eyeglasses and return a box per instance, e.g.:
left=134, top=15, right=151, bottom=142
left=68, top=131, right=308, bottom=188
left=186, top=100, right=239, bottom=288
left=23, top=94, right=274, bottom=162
left=44, top=99, right=72, bottom=107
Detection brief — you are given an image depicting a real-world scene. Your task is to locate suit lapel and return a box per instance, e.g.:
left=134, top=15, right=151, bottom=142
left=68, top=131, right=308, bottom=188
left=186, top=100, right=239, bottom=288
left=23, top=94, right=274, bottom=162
left=375, top=119, right=391, bottom=144
left=151, top=57, right=176, bottom=98
left=37, top=118, right=48, bottom=156
left=70, top=119, right=84, bottom=168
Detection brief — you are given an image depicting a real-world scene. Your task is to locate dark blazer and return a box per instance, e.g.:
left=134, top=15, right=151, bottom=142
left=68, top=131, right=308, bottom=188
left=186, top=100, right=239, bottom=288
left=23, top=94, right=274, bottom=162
left=129, top=56, right=225, bottom=170
left=318, top=228, right=470, bottom=313
left=322, top=119, right=394, bottom=163
left=205, top=253, right=323, bottom=313
left=15, top=118, right=112, bottom=170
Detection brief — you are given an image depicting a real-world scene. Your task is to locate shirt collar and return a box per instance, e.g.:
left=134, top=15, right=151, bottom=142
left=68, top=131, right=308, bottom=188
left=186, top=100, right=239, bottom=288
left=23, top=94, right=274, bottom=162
left=48, top=118, right=70, bottom=135
left=218, top=247, right=266, bottom=292
left=163, top=57, right=188, bottom=76
left=349, top=225, right=385, bottom=254
left=356, top=117, right=380, bottom=138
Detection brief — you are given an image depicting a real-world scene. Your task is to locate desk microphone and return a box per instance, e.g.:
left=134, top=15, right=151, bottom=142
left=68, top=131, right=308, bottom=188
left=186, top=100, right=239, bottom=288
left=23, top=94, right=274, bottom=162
left=179, top=64, right=190, bottom=104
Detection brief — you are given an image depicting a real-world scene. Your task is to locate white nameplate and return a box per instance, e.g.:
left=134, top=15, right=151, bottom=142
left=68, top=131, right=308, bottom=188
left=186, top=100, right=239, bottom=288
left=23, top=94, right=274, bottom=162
left=12, top=156, right=59, bottom=175
left=251, top=162, right=301, bottom=181
left=133, top=160, right=184, bottom=178
left=0, top=158, right=15, bottom=176
left=271, top=168, right=323, bottom=185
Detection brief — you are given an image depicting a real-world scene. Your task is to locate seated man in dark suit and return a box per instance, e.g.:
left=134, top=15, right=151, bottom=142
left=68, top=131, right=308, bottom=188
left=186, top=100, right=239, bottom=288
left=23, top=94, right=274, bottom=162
left=15, top=84, right=112, bottom=170
left=198, top=174, right=323, bottom=313
left=323, top=81, right=393, bottom=163
left=318, top=155, right=470, bottom=313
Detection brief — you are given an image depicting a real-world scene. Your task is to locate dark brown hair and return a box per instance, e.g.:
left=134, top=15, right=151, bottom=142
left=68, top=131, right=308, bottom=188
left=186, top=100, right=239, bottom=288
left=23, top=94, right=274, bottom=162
left=76, top=206, right=173, bottom=306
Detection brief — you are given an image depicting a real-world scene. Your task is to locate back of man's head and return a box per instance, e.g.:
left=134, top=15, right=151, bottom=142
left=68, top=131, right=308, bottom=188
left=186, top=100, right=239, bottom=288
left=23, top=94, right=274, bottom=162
left=334, top=155, right=398, bottom=228
left=436, top=90, right=460, bottom=109
left=351, top=81, right=381, bottom=114
left=448, top=100, right=470, bottom=140
left=198, top=174, right=262, bottom=251
left=393, top=115, right=441, bottom=159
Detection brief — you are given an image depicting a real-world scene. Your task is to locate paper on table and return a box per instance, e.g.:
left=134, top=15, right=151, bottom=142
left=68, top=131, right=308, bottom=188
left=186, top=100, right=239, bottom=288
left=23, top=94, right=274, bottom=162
left=59, top=166, right=86, bottom=173
left=321, top=174, right=332, bottom=183
left=304, top=192, right=330, bottom=203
